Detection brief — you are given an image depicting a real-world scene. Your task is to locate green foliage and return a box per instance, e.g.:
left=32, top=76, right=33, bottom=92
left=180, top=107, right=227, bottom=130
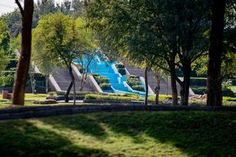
left=127, top=75, right=144, bottom=91
left=99, top=83, right=112, bottom=90
left=222, top=89, right=235, bottom=97
left=192, top=87, right=207, bottom=95
left=132, top=85, right=144, bottom=91
left=190, top=78, right=207, bottom=86
left=115, top=63, right=125, bottom=69
left=117, top=68, right=126, bottom=75
left=0, top=71, right=15, bottom=87
left=93, top=75, right=111, bottom=90
left=222, top=80, right=232, bottom=90
left=0, top=19, right=10, bottom=72
left=93, top=75, right=109, bottom=84
left=85, top=93, right=141, bottom=101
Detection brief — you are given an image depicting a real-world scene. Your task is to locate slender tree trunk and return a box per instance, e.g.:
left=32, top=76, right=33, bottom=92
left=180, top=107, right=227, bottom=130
left=207, top=0, right=226, bottom=106
left=12, top=0, right=33, bottom=105
left=45, top=75, right=49, bottom=93
left=155, top=74, right=161, bottom=105
left=144, top=67, right=149, bottom=106
left=169, top=63, right=178, bottom=105
left=65, top=66, right=75, bottom=103
left=181, top=60, right=191, bottom=106
left=73, top=80, right=76, bottom=105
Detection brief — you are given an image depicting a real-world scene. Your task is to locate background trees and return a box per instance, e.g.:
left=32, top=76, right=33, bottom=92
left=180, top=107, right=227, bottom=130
left=86, top=0, right=210, bottom=106
left=0, top=19, right=10, bottom=72
left=32, top=13, right=93, bottom=102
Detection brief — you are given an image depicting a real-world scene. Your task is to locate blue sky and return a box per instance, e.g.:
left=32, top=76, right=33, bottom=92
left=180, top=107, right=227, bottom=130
left=0, top=0, right=65, bottom=15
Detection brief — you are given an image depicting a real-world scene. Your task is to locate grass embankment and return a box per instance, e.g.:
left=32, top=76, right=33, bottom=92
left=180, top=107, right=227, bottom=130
left=0, top=111, right=235, bottom=157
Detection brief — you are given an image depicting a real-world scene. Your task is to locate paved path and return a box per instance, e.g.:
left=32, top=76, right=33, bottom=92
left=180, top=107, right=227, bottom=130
left=0, top=104, right=235, bottom=121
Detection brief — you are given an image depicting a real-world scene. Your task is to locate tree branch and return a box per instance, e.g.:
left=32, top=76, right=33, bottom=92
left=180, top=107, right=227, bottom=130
left=15, top=0, right=24, bottom=17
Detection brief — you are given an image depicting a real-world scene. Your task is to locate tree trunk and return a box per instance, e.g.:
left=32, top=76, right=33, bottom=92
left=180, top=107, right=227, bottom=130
left=65, top=66, right=75, bottom=103
left=169, top=63, right=178, bottom=105
left=73, top=80, right=76, bottom=105
left=12, top=0, right=34, bottom=105
left=207, top=0, right=226, bottom=106
left=155, top=74, right=161, bottom=105
left=181, top=60, right=191, bottom=106
left=45, top=75, right=49, bottom=93
left=144, top=67, right=149, bottom=106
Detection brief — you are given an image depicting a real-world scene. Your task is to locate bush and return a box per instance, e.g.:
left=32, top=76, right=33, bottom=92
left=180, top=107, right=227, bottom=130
left=85, top=93, right=142, bottom=102
left=132, top=85, right=144, bottom=91
left=192, top=87, right=207, bottom=95
left=129, top=75, right=139, bottom=79
left=232, top=79, right=236, bottom=86
left=127, top=78, right=139, bottom=86
left=93, top=74, right=99, bottom=77
left=93, top=75, right=109, bottom=84
left=117, top=68, right=126, bottom=75
left=190, top=78, right=207, bottom=86
left=222, top=88, right=235, bottom=97
left=127, top=75, right=144, bottom=91
left=100, top=83, right=112, bottom=90
left=115, top=63, right=125, bottom=69
left=97, top=76, right=109, bottom=84
left=192, top=86, right=235, bottom=97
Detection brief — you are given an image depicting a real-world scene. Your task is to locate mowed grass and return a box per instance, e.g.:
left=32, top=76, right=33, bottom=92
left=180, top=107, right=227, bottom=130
left=0, top=93, right=48, bottom=108
left=0, top=111, right=235, bottom=157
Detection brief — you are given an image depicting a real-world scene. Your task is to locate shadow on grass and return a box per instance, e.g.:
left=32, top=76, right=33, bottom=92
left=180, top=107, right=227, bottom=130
left=41, top=114, right=108, bottom=140
left=0, top=120, right=109, bottom=157
left=92, top=111, right=236, bottom=157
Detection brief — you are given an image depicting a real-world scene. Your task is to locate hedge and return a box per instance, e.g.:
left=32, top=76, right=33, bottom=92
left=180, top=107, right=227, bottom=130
left=192, top=86, right=235, bottom=97
left=190, top=78, right=207, bottom=86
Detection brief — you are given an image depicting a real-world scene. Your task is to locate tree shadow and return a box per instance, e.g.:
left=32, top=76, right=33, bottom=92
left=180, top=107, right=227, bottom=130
left=0, top=120, right=109, bottom=157
left=94, top=111, right=236, bottom=157
left=40, top=114, right=108, bottom=140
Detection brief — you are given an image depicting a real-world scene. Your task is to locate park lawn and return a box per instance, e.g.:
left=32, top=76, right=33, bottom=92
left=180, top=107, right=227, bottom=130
left=0, top=93, right=48, bottom=108
left=0, top=111, right=235, bottom=157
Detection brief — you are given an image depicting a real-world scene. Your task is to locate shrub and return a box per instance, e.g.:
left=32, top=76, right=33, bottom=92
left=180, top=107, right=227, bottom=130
left=85, top=93, right=142, bottom=102
left=93, top=74, right=99, bottom=77
left=117, top=68, right=126, bottom=75
left=100, top=83, right=112, bottom=90
left=129, top=75, right=139, bottom=79
left=93, top=75, right=109, bottom=84
left=132, top=85, right=145, bottom=91
left=222, top=88, right=235, bottom=97
left=115, top=63, right=125, bottom=69
left=192, top=87, right=207, bottom=95
left=127, top=75, right=144, bottom=91
left=190, top=78, right=207, bottom=86
left=79, top=68, right=85, bottom=73
left=97, top=76, right=109, bottom=84
left=232, top=79, right=236, bottom=86
left=127, top=78, right=139, bottom=86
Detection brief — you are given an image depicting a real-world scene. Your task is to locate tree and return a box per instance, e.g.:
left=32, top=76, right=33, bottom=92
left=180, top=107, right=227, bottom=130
left=86, top=0, right=210, bottom=106
left=207, top=0, right=226, bottom=106
left=0, top=19, right=10, bottom=72
left=33, top=13, right=91, bottom=103
left=12, top=0, right=34, bottom=105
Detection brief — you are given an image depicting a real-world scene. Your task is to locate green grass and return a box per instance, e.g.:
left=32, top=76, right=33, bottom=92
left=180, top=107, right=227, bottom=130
left=0, top=111, right=235, bottom=157
left=231, top=86, right=236, bottom=93
left=0, top=93, right=48, bottom=108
